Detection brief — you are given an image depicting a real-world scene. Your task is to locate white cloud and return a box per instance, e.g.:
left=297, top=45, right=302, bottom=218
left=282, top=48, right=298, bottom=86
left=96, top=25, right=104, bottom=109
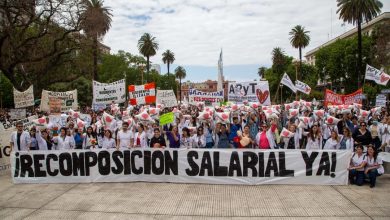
left=103, top=0, right=390, bottom=72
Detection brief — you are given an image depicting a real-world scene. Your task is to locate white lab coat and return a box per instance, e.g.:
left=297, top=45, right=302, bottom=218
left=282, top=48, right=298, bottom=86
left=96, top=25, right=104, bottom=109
left=10, top=131, right=31, bottom=151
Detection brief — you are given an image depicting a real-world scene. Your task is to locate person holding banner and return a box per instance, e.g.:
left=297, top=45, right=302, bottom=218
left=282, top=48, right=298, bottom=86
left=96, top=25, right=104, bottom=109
left=10, top=121, right=31, bottom=152
left=281, top=124, right=300, bottom=149
left=53, top=128, right=75, bottom=150
left=83, top=126, right=98, bottom=149
left=353, top=122, right=372, bottom=149
left=323, top=130, right=340, bottom=150
left=255, top=122, right=276, bottom=149
left=180, top=127, right=193, bottom=148
left=133, top=124, right=147, bottom=148
left=192, top=127, right=206, bottom=148
left=35, top=129, right=49, bottom=150
left=217, top=124, right=231, bottom=148
left=380, top=116, right=390, bottom=152
left=150, top=128, right=166, bottom=148
left=365, top=145, right=384, bottom=188
left=338, top=127, right=354, bottom=151
left=306, top=124, right=322, bottom=150
left=164, top=126, right=180, bottom=148
left=102, top=130, right=116, bottom=149
left=348, top=145, right=367, bottom=186
left=117, top=122, right=133, bottom=149
left=29, top=127, right=39, bottom=150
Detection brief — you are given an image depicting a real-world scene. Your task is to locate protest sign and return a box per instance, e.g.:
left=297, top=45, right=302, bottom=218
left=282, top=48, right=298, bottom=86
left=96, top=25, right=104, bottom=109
left=228, top=81, right=271, bottom=105
left=188, top=88, right=224, bottom=106
left=159, top=112, right=175, bottom=126
left=156, top=90, right=177, bottom=107
left=40, top=90, right=78, bottom=112
left=375, top=94, right=387, bottom=107
left=0, top=115, right=37, bottom=175
left=9, top=109, right=26, bottom=120
left=93, top=79, right=126, bottom=104
left=11, top=149, right=351, bottom=185
left=128, top=83, right=156, bottom=105
left=13, top=85, right=34, bottom=108
left=365, top=64, right=390, bottom=86
left=324, top=89, right=363, bottom=106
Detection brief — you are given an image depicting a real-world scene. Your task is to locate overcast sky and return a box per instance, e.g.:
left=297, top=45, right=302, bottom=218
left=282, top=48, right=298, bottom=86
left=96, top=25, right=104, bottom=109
left=103, top=0, right=390, bottom=82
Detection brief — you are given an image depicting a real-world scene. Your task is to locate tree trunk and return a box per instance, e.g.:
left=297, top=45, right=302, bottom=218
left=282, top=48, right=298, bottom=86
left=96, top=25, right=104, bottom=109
left=167, top=63, right=170, bottom=77
left=146, top=56, right=150, bottom=83
left=357, top=17, right=362, bottom=89
left=179, top=78, right=182, bottom=103
left=299, top=46, right=302, bottom=81
left=93, top=35, right=98, bottom=81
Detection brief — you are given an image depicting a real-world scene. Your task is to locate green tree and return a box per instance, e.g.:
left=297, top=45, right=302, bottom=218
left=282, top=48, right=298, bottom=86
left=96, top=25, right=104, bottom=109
left=315, top=35, right=373, bottom=93
left=258, top=67, right=267, bottom=79
left=175, top=66, right=186, bottom=103
left=271, top=47, right=288, bottom=75
left=138, top=33, right=159, bottom=82
left=336, top=0, right=382, bottom=87
left=289, top=25, right=310, bottom=80
left=81, top=0, right=113, bottom=81
left=0, top=72, right=14, bottom=108
left=162, top=50, right=175, bottom=77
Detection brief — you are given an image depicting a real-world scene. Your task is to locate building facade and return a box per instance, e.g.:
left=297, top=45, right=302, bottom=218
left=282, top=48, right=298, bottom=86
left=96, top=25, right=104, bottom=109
left=180, top=80, right=232, bottom=101
left=305, top=12, right=390, bottom=66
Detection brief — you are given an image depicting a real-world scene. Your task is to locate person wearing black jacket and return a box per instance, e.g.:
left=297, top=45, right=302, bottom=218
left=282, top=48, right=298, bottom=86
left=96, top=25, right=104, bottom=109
left=353, top=122, right=372, bottom=147
left=149, top=128, right=166, bottom=148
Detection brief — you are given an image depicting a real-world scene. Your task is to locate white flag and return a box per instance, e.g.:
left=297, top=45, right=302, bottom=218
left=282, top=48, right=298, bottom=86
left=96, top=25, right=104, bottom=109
left=280, top=73, right=297, bottom=93
left=365, top=64, right=390, bottom=86
left=295, top=80, right=311, bottom=95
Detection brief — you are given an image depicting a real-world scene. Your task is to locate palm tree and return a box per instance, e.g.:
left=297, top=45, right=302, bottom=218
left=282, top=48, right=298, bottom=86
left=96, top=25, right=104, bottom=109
left=175, top=66, right=186, bottom=103
left=289, top=25, right=310, bottom=80
left=271, top=47, right=286, bottom=75
left=138, top=33, right=159, bottom=82
left=337, top=0, right=382, bottom=87
left=81, top=0, right=112, bottom=81
left=162, top=50, right=175, bottom=77
left=258, top=67, right=266, bottom=79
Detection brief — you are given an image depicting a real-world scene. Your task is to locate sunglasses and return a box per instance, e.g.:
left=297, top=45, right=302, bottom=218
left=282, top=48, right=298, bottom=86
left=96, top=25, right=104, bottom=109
left=360, top=124, right=366, bottom=127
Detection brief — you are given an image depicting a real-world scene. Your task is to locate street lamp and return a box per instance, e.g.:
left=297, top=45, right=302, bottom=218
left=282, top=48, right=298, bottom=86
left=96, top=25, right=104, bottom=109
left=280, top=84, right=284, bottom=104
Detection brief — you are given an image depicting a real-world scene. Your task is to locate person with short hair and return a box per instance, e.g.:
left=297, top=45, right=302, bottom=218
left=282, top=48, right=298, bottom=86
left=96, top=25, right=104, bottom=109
left=348, top=145, right=367, bottom=186
left=150, top=128, right=166, bottom=148
left=353, top=122, right=372, bottom=148
left=10, top=122, right=31, bottom=152
left=117, top=122, right=133, bottom=149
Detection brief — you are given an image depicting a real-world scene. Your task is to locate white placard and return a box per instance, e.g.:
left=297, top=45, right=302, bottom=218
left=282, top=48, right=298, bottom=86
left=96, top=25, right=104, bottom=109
left=93, top=79, right=126, bottom=104
left=228, top=81, right=271, bottom=105
left=156, top=90, right=177, bottom=107
left=188, top=88, right=224, bottom=106
left=40, top=90, right=78, bottom=113
left=11, top=149, right=350, bottom=185
left=13, top=85, right=34, bottom=108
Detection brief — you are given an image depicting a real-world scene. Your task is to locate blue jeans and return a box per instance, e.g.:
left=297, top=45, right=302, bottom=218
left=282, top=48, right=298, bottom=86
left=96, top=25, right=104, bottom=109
left=366, top=169, right=379, bottom=187
left=205, top=142, right=214, bottom=148
left=349, top=169, right=364, bottom=186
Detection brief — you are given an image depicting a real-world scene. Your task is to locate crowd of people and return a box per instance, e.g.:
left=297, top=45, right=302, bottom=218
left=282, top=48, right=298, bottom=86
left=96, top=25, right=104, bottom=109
left=5, top=101, right=390, bottom=187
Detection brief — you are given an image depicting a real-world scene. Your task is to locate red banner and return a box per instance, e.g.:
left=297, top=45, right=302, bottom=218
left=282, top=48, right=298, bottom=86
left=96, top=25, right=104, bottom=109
left=324, top=89, right=363, bottom=106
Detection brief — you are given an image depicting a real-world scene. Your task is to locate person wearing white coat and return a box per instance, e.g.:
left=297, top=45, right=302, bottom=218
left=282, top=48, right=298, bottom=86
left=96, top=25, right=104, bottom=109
left=338, top=127, right=354, bottom=151
left=53, top=127, right=75, bottom=150
left=101, top=130, right=116, bottom=149
left=323, top=130, right=340, bottom=150
left=282, top=124, right=300, bottom=149
left=306, top=124, right=323, bottom=150
left=10, top=122, right=31, bottom=152
left=133, top=124, right=148, bottom=148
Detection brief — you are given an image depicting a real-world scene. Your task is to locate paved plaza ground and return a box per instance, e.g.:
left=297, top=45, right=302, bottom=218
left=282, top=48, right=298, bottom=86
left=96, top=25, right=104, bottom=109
left=0, top=174, right=389, bottom=220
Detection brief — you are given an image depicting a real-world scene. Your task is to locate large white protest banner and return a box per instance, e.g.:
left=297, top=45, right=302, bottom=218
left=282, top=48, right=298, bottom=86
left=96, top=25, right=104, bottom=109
left=365, top=64, right=390, bottom=86
left=295, top=80, right=311, bottom=95
left=40, top=90, right=78, bottom=112
left=228, top=81, right=271, bottom=105
left=280, top=73, right=297, bottom=93
left=156, top=90, right=177, bottom=107
left=9, top=109, right=26, bottom=120
left=13, top=85, right=34, bottom=108
left=11, top=149, right=350, bottom=185
left=93, top=79, right=126, bottom=104
left=0, top=116, right=37, bottom=175
left=188, top=88, right=224, bottom=106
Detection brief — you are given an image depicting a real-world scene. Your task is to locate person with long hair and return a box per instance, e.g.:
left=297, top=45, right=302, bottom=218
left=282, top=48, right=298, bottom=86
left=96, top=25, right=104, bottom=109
left=339, top=127, right=354, bottom=151
left=255, top=122, right=276, bottom=149
left=365, top=145, right=384, bottom=188
left=348, top=145, right=367, bottom=186
left=83, top=126, right=98, bottom=149
left=180, top=127, right=192, bottom=148
left=53, top=127, right=74, bottom=150
left=192, top=126, right=206, bottom=148
left=238, top=125, right=254, bottom=148
left=29, top=127, right=39, bottom=150
left=323, top=130, right=340, bottom=150
left=102, top=130, right=116, bottom=149
left=306, top=124, right=322, bottom=150
left=164, top=125, right=180, bottom=148
left=133, top=124, right=148, bottom=148
left=36, top=129, right=51, bottom=150
left=281, top=124, right=300, bottom=149
left=353, top=122, right=372, bottom=148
